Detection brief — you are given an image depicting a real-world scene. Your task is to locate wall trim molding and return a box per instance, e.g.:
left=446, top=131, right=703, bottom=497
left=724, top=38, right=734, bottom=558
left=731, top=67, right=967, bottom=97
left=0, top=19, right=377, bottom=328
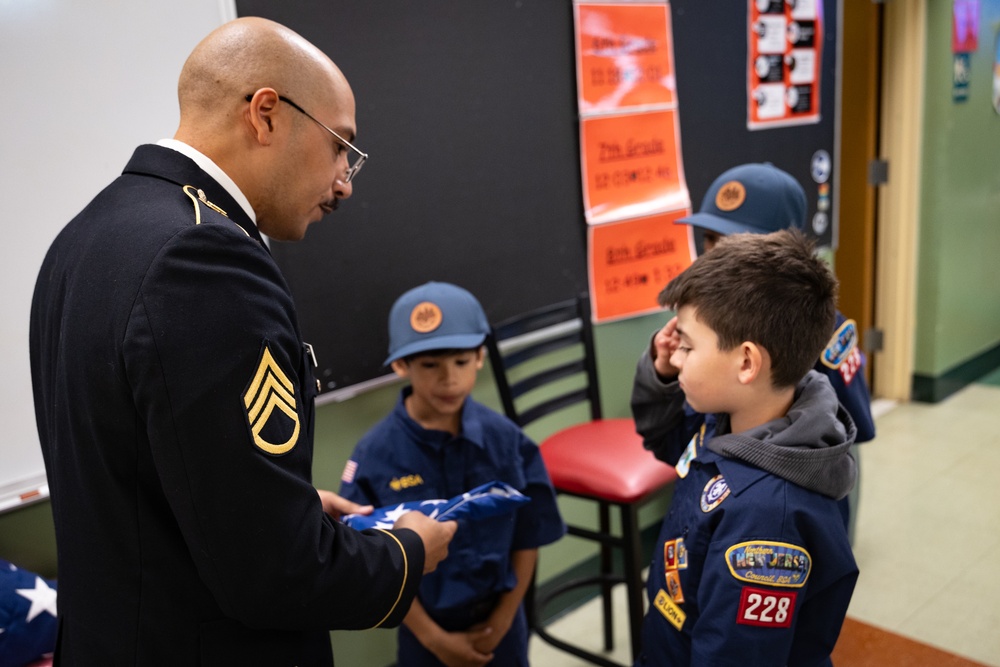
left=912, top=342, right=1000, bottom=403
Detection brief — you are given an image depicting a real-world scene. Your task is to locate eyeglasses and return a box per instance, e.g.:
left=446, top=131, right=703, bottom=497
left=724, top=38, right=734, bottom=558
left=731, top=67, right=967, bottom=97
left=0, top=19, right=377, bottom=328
left=245, top=93, right=368, bottom=183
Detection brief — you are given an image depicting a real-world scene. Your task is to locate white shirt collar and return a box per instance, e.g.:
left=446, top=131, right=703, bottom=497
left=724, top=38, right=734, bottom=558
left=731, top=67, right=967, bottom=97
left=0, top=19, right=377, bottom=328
left=156, top=139, right=257, bottom=225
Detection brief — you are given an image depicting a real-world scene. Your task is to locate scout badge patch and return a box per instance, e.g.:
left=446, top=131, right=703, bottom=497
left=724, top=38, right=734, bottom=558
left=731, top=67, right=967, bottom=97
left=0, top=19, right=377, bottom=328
left=820, top=318, right=863, bottom=384
left=725, top=541, right=811, bottom=587
left=700, top=474, right=730, bottom=512
left=675, top=424, right=705, bottom=478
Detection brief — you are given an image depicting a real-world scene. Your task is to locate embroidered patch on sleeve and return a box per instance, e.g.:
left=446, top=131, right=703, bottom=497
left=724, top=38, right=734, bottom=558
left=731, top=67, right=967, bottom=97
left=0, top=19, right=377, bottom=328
left=664, top=539, right=679, bottom=570
left=665, top=570, right=684, bottom=603
left=820, top=318, right=858, bottom=370
left=341, top=460, right=358, bottom=484
left=726, top=541, right=812, bottom=587
left=676, top=435, right=697, bottom=478
left=243, top=343, right=299, bottom=455
left=839, top=345, right=863, bottom=385
left=663, top=537, right=688, bottom=571
left=736, top=586, right=796, bottom=628
left=676, top=424, right=706, bottom=479
left=653, top=589, right=686, bottom=631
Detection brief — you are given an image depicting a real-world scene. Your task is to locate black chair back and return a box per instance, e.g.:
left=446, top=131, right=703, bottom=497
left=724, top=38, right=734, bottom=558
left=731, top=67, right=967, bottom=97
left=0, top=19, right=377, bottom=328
left=486, top=295, right=602, bottom=428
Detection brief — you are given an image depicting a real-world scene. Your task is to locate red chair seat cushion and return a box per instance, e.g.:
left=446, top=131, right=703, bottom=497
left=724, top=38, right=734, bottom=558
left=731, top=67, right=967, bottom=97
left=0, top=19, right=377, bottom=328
left=540, top=418, right=677, bottom=504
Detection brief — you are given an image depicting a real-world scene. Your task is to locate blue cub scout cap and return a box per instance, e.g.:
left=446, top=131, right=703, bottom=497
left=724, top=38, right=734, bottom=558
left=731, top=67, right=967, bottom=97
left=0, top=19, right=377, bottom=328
left=676, top=163, right=807, bottom=236
left=385, top=282, right=490, bottom=365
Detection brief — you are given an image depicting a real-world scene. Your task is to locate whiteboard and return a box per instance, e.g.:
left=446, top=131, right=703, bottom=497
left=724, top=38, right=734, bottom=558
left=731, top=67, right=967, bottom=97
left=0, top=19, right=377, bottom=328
left=0, top=0, right=234, bottom=512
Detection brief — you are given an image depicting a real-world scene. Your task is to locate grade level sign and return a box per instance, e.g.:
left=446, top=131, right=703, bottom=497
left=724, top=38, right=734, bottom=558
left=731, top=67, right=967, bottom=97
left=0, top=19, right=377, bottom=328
left=575, top=2, right=678, bottom=113
left=748, top=0, right=823, bottom=129
left=580, top=109, right=690, bottom=224
left=589, top=210, right=695, bottom=322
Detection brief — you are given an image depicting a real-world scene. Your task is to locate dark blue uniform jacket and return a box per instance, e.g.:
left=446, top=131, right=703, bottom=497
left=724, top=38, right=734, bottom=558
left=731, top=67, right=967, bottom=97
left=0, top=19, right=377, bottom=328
left=29, top=145, right=424, bottom=666
left=632, top=365, right=859, bottom=666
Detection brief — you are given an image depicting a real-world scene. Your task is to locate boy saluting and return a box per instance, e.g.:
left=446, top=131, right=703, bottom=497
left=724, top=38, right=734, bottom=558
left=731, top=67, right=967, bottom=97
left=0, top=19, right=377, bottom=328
left=631, top=230, right=858, bottom=666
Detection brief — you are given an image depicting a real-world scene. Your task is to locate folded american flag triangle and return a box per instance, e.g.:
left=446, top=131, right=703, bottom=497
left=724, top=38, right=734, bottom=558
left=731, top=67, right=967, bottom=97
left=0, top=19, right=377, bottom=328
left=342, top=481, right=530, bottom=530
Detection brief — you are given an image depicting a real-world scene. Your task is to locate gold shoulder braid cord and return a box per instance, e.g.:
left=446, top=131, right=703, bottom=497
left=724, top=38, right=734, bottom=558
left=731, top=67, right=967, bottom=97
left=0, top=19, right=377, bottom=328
left=182, top=185, right=250, bottom=234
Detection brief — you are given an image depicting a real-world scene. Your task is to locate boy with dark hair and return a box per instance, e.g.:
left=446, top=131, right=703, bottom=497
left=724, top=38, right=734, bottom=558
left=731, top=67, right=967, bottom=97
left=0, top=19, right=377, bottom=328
left=677, top=162, right=875, bottom=445
left=631, top=230, right=858, bottom=665
left=340, top=281, right=565, bottom=667
left=668, top=162, right=875, bottom=536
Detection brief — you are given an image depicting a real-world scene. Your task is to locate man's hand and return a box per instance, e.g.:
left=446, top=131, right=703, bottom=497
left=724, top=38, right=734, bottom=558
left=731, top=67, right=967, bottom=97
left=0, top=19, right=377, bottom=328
left=316, top=488, right=372, bottom=520
left=652, top=316, right=682, bottom=378
left=394, top=511, right=457, bottom=573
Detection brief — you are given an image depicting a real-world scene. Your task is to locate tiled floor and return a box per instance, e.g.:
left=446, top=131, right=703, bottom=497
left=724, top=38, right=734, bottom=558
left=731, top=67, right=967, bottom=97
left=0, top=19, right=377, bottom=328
left=529, top=377, right=1000, bottom=666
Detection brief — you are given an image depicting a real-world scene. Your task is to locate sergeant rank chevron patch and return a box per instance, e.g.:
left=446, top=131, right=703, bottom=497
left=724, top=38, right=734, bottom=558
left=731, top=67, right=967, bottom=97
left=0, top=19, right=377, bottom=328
left=243, top=343, right=300, bottom=455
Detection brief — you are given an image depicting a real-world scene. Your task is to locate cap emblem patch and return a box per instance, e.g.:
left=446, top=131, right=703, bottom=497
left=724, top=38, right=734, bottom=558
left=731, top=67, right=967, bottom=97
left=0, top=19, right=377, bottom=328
left=715, top=180, right=746, bottom=211
left=410, top=301, right=443, bottom=333
left=243, top=343, right=299, bottom=455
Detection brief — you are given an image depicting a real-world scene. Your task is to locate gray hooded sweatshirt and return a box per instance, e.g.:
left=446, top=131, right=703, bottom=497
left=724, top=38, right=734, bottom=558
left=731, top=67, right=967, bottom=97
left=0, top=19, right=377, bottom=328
left=632, top=351, right=857, bottom=500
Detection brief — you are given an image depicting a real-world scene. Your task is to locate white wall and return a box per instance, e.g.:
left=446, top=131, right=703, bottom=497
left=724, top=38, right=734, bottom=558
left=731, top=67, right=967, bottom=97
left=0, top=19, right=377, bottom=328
left=0, top=0, right=234, bottom=509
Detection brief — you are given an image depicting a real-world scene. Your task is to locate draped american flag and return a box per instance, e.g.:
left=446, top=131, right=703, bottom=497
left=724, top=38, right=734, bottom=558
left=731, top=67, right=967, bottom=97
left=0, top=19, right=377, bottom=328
left=0, top=558, right=57, bottom=666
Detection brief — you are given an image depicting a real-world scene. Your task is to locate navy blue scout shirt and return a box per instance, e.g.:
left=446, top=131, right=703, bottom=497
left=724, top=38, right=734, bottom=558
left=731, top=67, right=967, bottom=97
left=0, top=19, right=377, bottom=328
left=341, top=388, right=565, bottom=615
left=632, top=367, right=858, bottom=666
left=638, top=430, right=857, bottom=666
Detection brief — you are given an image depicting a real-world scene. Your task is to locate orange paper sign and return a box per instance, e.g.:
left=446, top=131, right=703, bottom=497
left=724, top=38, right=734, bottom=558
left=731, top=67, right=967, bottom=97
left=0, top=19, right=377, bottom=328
left=575, top=3, right=677, bottom=113
left=589, top=210, right=695, bottom=322
left=581, top=110, right=689, bottom=224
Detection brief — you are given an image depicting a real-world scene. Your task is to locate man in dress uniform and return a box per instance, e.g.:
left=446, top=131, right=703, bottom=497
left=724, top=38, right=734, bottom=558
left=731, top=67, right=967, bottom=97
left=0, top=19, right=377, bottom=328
left=29, top=17, right=455, bottom=666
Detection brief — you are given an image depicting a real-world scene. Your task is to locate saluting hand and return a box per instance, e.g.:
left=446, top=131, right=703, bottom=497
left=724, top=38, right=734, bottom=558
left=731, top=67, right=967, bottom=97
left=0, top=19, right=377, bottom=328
left=652, top=316, right=682, bottom=379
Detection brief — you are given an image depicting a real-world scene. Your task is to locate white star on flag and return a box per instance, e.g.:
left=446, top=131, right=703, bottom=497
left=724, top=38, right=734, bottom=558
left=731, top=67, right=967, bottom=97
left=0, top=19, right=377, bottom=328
left=17, top=576, right=57, bottom=622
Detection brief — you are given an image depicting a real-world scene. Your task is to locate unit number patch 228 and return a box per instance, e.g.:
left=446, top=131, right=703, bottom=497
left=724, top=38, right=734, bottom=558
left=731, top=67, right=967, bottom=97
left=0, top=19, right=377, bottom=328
left=736, top=586, right=796, bottom=628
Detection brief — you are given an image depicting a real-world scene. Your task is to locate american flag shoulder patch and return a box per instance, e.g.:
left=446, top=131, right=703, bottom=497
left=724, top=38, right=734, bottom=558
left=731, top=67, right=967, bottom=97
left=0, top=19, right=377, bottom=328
left=341, top=459, right=358, bottom=484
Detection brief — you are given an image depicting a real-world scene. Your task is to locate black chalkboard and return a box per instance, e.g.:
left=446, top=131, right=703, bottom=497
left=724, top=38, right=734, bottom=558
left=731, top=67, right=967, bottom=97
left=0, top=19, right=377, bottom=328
left=235, top=0, right=838, bottom=397
left=670, top=0, right=838, bottom=248
left=236, top=0, right=589, bottom=396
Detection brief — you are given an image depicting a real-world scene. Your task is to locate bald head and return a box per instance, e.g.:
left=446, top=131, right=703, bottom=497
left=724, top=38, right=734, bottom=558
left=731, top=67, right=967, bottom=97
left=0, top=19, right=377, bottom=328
left=173, top=17, right=359, bottom=240
left=177, top=17, right=350, bottom=138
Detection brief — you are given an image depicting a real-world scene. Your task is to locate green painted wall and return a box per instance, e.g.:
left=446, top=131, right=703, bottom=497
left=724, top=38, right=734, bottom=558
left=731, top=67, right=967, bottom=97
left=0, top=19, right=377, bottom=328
left=915, top=0, right=1000, bottom=377
left=0, top=310, right=670, bottom=666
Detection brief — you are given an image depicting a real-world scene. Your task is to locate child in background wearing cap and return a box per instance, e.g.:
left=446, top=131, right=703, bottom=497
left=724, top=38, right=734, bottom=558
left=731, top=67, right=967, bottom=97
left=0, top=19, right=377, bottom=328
left=635, top=163, right=875, bottom=533
left=339, top=282, right=565, bottom=667
left=632, top=230, right=858, bottom=665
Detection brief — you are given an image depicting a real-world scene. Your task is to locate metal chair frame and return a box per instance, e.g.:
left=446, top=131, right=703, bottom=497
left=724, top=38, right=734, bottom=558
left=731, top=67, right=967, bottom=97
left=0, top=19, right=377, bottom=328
left=486, top=295, right=672, bottom=667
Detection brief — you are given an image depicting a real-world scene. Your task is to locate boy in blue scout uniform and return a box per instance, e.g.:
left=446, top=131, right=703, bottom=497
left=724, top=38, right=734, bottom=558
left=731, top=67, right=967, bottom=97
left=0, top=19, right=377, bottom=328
left=630, top=230, right=858, bottom=665
left=657, top=162, right=875, bottom=532
left=339, top=282, right=565, bottom=667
